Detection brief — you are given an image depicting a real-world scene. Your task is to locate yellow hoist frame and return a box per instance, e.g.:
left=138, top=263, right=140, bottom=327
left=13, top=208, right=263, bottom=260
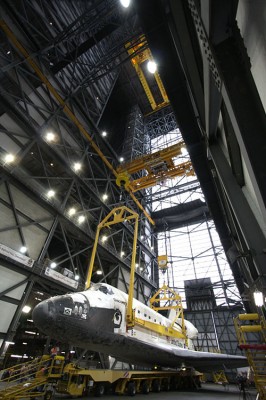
left=85, top=206, right=187, bottom=342
left=149, top=284, right=187, bottom=346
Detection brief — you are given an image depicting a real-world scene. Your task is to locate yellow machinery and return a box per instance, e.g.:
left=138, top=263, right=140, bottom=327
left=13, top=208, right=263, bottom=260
left=116, top=141, right=194, bottom=193
left=126, top=35, right=169, bottom=112
left=157, top=255, right=168, bottom=273
left=85, top=205, right=187, bottom=342
left=0, top=355, right=202, bottom=399
left=0, top=355, right=65, bottom=400
left=234, top=313, right=266, bottom=399
left=57, top=363, right=201, bottom=396
left=150, top=283, right=187, bottom=346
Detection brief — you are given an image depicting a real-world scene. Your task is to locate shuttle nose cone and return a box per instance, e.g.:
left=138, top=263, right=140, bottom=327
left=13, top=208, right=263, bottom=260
left=32, top=300, right=55, bottom=333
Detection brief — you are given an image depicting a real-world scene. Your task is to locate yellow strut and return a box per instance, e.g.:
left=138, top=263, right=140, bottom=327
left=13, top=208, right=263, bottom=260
left=85, top=206, right=138, bottom=329
left=0, top=20, right=154, bottom=226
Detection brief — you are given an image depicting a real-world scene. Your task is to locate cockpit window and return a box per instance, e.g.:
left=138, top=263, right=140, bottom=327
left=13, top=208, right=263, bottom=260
left=88, top=284, right=114, bottom=295
left=99, top=285, right=114, bottom=295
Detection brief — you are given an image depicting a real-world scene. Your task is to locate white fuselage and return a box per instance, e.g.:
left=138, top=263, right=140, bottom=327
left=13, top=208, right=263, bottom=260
left=71, top=283, right=198, bottom=350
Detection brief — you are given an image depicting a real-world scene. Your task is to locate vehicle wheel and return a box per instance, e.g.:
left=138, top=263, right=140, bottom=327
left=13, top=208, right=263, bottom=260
left=153, top=379, right=161, bottom=392
left=163, top=379, right=170, bottom=391
left=142, top=381, right=150, bottom=394
left=95, top=383, right=105, bottom=397
left=44, top=390, right=54, bottom=400
left=127, top=381, right=136, bottom=396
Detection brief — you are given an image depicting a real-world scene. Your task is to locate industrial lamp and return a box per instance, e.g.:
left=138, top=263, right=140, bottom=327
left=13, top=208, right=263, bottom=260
left=253, top=290, right=264, bottom=307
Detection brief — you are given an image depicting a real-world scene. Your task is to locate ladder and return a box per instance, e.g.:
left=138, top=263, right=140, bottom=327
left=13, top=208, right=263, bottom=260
left=234, top=313, right=266, bottom=399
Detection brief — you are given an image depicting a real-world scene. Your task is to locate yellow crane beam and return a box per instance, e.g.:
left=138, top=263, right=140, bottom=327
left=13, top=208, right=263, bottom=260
left=116, top=141, right=194, bottom=193
left=130, top=161, right=194, bottom=192
left=126, top=36, right=169, bottom=111
left=0, top=20, right=155, bottom=226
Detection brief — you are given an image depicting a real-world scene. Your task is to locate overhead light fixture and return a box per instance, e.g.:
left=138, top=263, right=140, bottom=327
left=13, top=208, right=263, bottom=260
left=50, top=262, right=57, bottom=269
left=120, top=0, right=130, bottom=7
left=4, top=153, right=15, bottom=163
left=78, top=215, right=85, bottom=224
left=47, top=189, right=55, bottom=198
left=102, top=131, right=107, bottom=137
left=20, top=246, right=27, bottom=253
left=119, top=157, right=124, bottom=162
left=254, top=290, right=264, bottom=307
left=120, top=251, right=125, bottom=257
left=68, top=207, right=76, bottom=216
left=6, top=341, right=15, bottom=345
left=96, top=270, right=103, bottom=275
left=181, top=146, right=188, bottom=156
left=73, top=162, right=82, bottom=172
left=102, top=194, right=108, bottom=201
left=102, top=235, right=107, bottom=242
left=74, top=275, right=80, bottom=281
left=135, top=263, right=139, bottom=268
left=147, top=60, right=157, bottom=74
left=22, top=342, right=28, bottom=345
left=7, top=50, right=11, bottom=55
left=22, top=305, right=31, bottom=314
left=45, top=132, right=55, bottom=142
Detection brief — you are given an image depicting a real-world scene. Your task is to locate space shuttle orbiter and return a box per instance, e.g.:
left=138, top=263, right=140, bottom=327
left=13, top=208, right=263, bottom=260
left=32, top=283, right=247, bottom=371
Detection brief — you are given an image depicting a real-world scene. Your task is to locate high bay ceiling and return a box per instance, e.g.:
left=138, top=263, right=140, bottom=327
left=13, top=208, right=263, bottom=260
left=0, top=0, right=266, bottom=357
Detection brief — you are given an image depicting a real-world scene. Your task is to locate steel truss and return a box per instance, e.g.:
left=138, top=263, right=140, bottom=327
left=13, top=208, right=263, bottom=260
left=0, top=0, right=156, bottom=357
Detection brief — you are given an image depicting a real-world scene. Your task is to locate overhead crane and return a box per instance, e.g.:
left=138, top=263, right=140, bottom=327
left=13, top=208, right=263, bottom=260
left=126, top=35, right=169, bottom=112
left=0, top=21, right=195, bottom=226
left=0, top=20, right=154, bottom=226
left=116, top=141, right=194, bottom=192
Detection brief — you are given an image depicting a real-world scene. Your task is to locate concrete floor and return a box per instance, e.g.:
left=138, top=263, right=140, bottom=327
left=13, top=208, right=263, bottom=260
left=92, top=383, right=258, bottom=399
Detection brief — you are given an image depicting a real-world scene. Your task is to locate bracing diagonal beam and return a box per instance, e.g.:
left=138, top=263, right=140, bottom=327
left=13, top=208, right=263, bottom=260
left=0, top=20, right=154, bottom=225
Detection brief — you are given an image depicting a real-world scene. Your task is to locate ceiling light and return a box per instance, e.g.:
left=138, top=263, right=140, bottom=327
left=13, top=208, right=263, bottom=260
left=181, top=146, right=188, bottom=155
left=4, top=153, right=15, bottom=163
left=147, top=60, right=157, bottom=74
left=22, top=342, right=27, bottom=345
left=120, top=0, right=130, bottom=7
left=102, top=131, right=107, bottom=137
left=135, top=263, right=139, bottom=268
left=254, top=291, right=264, bottom=307
left=73, top=162, right=82, bottom=172
left=7, top=50, right=11, bottom=55
left=22, top=305, right=31, bottom=314
left=75, top=275, right=80, bottom=281
left=45, top=132, right=55, bottom=142
left=68, top=207, right=76, bottom=216
left=6, top=341, right=15, bottom=345
left=96, top=270, right=103, bottom=275
left=50, top=163, right=54, bottom=167
left=102, top=194, right=108, bottom=201
left=78, top=215, right=85, bottom=224
left=20, top=246, right=27, bottom=253
left=50, top=262, right=57, bottom=269
left=120, top=251, right=125, bottom=257
left=102, top=235, right=107, bottom=242
left=119, top=157, right=124, bottom=162
left=47, top=189, right=55, bottom=198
